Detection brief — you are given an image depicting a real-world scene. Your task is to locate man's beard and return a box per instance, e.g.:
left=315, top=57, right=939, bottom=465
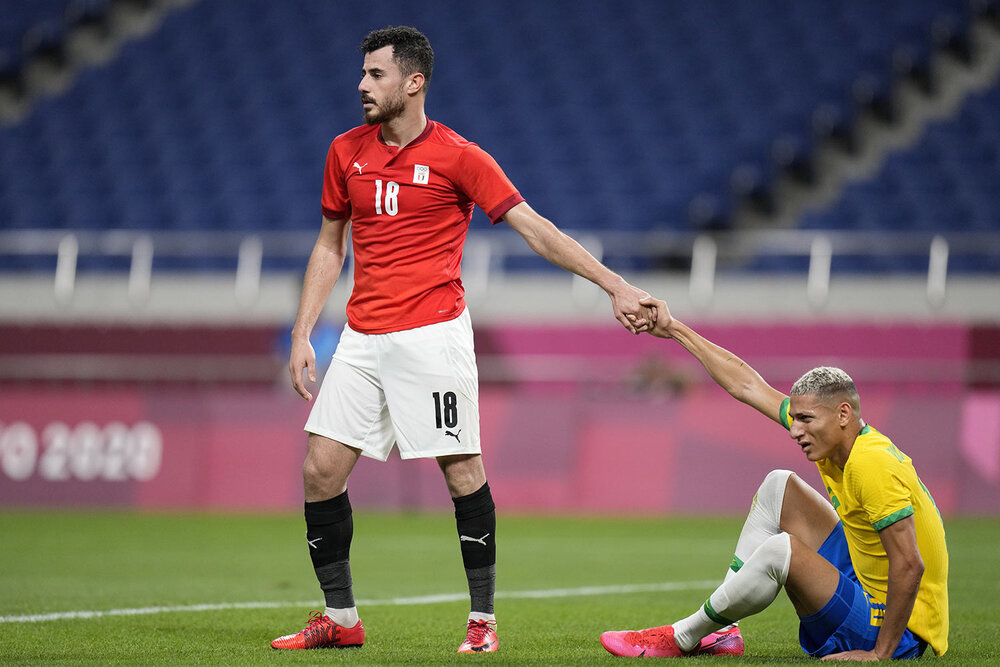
left=362, top=89, right=406, bottom=126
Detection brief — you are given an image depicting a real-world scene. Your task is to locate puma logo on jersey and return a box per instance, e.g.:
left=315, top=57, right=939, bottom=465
left=445, top=429, right=462, bottom=443
left=353, top=161, right=368, bottom=175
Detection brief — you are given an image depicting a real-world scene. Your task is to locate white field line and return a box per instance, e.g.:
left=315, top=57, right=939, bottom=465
left=0, top=580, right=717, bottom=624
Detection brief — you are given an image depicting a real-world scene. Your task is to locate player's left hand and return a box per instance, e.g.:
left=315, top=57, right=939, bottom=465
left=821, top=650, right=881, bottom=661
left=638, top=295, right=673, bottom=338
left=610, top=281, right=655, bottom=334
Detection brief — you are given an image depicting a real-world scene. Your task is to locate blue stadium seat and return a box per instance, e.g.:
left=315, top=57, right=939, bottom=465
left=0, top=0, right=992, bottom=276
left=805, top=82, right=1000, bottom=246
left=0, top=0, right=74, bottom=69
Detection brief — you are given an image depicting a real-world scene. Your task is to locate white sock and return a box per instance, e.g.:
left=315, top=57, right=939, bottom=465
left=325, top=606, right=359, bottom=627
left=674, top=532, right=792, bottom=652
left=731, top=470, right=791, bottom=571
left=713, top=470, right=792, bottom=633
left=468, top=611, right=496, bottom=624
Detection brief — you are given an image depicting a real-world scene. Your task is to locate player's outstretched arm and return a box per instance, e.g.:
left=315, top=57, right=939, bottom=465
left=502, top=202, right=654, bottom=334
left=639, top=295, right=788, bottom=425
left=289, top=216, right=351, bottom=401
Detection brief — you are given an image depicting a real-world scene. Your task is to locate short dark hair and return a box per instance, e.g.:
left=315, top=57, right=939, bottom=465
left=359, top=26, right=434, bottom=87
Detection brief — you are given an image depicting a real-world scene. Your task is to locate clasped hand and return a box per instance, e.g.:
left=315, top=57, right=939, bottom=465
left=611, top=283, right=658, bottom=335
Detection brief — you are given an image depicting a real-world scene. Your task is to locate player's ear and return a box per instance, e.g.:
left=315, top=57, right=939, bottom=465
left=407, top=72, right=426, bottom=96
left=838, top=401, right=852, bottom=426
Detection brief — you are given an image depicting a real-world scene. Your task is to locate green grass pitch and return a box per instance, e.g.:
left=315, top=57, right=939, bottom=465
left=1, top=511, right=998, bottom=665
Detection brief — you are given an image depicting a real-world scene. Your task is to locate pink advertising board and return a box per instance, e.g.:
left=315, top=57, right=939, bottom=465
left=2, top=383, right=997, bottom=515
left=1, top=322, right=997, bottom=514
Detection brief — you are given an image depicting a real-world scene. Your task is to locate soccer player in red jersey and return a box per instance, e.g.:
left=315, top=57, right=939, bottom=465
left=270, top=26, right=654, bottom=654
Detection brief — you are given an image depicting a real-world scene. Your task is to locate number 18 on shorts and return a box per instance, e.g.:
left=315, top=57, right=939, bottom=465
left=304, top=310, right=481, bottom=461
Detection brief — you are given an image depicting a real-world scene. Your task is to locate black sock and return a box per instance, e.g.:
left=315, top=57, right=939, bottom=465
left=304, top=490, right=355, bottom=609
left=453, top=482, right=497, bottom=614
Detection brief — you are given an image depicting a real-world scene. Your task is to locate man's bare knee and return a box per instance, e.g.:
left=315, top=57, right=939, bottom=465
left=302, top=455, right=329, bottom=489
left=303, top=435, right=359, bottom=501
left=438, top=453, right=486, bottom=497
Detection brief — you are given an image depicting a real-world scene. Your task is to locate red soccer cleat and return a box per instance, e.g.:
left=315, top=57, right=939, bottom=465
left=695, top=627, right=745, bottom=656
left=600, top=624, right=686, bottom=658
left=270, top=611, right=365, bottom=650
left=457, top=619, right=499, bottom=653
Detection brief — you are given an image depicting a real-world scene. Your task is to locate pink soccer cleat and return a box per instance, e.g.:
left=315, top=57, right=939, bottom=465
left=695, top=627, right=745, bottom=656
left=458, top=618, right=499, bottom=653
left=600, top=624, right=686, bottom=658
left=270, top=611, right=365, bottom=650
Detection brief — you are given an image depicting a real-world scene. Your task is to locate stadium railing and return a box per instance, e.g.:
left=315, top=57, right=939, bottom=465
left=1, top=227, right=997, bottom=312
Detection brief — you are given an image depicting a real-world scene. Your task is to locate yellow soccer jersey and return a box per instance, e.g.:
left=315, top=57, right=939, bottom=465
left=780, top=398, right=949, bottom=656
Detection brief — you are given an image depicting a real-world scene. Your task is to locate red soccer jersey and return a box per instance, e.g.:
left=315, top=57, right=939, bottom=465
left=321, top=120, right=524, bottom=334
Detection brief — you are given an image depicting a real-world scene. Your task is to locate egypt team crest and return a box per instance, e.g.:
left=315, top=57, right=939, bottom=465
left=413, top=164, right=430, bottom=184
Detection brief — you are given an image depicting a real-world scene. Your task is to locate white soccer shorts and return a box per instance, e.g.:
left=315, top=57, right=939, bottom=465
left=304, top=308, right=481, bottom=461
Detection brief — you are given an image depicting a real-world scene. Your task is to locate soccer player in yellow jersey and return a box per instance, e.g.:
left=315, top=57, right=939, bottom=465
left=600, top=296, right=948, bottom=661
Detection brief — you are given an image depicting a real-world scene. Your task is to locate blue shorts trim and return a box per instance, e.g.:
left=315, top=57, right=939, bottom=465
left=798, top=524, right=926, bottom=659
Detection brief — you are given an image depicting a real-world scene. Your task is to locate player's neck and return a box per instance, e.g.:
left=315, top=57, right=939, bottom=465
left=829, top=443, right=851, bottom=469
left=830, top=423, right=863, bottom=467
left=380, top=109, right=427, bottom=149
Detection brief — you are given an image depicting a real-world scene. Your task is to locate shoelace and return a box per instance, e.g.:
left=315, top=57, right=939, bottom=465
left=465, top=620, right=494, bottom=643
left=305, top=610, right=328, bottom=628
left=627, top=627, right=673, bottom=648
